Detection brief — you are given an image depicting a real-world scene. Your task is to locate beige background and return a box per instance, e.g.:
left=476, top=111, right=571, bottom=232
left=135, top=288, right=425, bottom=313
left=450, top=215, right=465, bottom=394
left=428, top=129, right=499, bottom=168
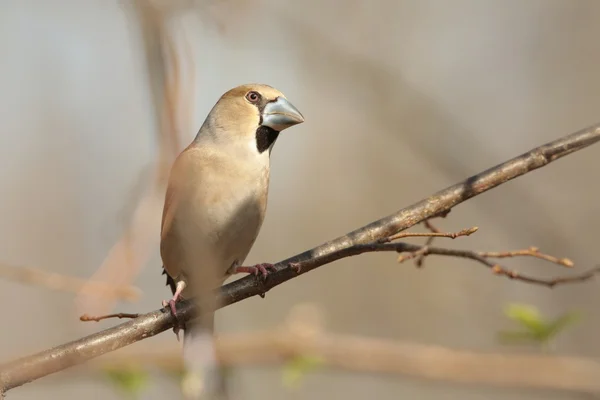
left=1, top=0, right=599, bottom=399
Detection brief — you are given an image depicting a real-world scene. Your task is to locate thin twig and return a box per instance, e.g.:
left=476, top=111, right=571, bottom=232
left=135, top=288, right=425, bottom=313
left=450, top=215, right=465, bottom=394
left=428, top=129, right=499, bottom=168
left=480, top=247, right=574, bottom=268
left=391, top=244, right=598, bottom=287
left=289, top=242, right=595, bottom=288
left=415, top=219, right=442, bottom=267
left=386, top=226, right=478, bottom=242
left=423, top=219, right=441, bottom=233
left=79, top=313, right=141, bottom=322
left=2, top=122, right=600, bottom=393
left=490, top=265, right=600, bottom=286
left=397, top=245, right=430, bottom=263
left=411, top=210, right=455, bottom=267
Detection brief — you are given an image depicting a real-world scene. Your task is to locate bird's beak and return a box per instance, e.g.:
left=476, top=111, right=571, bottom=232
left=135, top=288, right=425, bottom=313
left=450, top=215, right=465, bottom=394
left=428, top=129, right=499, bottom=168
left=261, top=97, right=304, bottom=131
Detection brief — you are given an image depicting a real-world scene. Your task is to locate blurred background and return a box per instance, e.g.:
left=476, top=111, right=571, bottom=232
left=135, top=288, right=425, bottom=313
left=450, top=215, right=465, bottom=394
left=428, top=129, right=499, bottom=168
left=1, top=0, right=600, bottom=399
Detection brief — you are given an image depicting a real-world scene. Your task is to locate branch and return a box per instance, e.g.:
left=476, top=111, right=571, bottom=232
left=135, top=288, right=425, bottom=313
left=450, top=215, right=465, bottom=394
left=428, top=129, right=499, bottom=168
left=79, top=313, right=141, bottom=322
left=479, top=247, right=574, bottom=267
left=2, top=122, right=600, bottom=393
left=87, top=331, right=600, bottom=394
left=73, top=240, right=597, bottom=323
left=390, top=243, right=597, bottom=287
left=387, top=226, right=478, bottom=241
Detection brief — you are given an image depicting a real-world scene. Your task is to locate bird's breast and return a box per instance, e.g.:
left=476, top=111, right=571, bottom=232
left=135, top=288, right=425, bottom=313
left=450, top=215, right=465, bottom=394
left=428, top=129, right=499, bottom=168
left=189, top=164, right=270, bottom=270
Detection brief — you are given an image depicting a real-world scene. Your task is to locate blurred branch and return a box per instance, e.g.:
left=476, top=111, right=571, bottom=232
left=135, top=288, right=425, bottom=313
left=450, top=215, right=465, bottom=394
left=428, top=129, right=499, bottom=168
left=89, top=329, right=600, bottom=393
left=75, top=0, right=195, bottom=316
left=2, top=122, right=600, bottom=393
left=0, top=263, right=140, bottom=301
left=132, top=0, right=183, bottom=161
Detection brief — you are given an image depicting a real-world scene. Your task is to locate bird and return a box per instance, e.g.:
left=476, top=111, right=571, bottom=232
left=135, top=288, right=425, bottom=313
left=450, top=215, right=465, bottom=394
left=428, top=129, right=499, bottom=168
left=159, top=83, right=304, bottom=396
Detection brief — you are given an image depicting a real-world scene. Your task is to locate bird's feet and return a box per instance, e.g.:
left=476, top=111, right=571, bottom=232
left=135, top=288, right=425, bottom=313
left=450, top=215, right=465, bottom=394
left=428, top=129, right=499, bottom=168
left=162, top=281, right=186, bottom=341
left=162, top=297, right=185, bottom=341
left=162, top=298, right=179, bottom=317
left=231, top=263, right=277, bottom=280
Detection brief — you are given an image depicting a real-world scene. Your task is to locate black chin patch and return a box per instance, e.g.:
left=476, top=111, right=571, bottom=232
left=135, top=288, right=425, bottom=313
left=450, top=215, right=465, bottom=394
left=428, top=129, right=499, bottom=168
left=256, top=126, right=280, bottom=154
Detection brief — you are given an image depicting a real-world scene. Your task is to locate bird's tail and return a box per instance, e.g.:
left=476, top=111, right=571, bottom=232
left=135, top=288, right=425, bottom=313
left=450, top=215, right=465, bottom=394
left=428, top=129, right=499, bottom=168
left=181, top=316, right=228, bottom=400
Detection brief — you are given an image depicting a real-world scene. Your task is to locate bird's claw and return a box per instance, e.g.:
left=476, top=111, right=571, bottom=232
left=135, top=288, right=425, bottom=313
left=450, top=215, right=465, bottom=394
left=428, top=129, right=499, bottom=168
left=254, top=263, right=276, bottom=279
left=162, top=298, right=184, bottom=340
left=232, top=263, right=276, bottom=280
left=168, top=299, right=178, bottom=317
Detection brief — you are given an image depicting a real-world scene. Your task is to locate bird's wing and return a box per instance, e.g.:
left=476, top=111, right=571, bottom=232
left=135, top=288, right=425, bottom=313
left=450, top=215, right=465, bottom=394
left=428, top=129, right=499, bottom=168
left=160, top=146, right=225, bottom=293
left=160, top=148, right=194, bottom=283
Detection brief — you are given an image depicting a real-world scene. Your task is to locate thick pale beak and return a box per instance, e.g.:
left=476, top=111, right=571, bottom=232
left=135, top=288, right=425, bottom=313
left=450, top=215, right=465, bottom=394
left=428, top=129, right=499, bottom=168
left=261, top=97, right=304, bottom=131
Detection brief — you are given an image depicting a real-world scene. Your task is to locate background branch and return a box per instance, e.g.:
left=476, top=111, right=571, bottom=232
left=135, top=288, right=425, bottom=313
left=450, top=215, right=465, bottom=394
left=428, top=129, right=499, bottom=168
left=75, top=0, right=193, bottom=317
left=88, top=330, right=600, bottom=394
left=1, top=122, right=600, bottom=393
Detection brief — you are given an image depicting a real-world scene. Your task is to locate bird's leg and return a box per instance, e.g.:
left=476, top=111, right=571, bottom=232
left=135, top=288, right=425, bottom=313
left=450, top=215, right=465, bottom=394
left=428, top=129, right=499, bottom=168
left=162, top=280, right=186, bottom=316
left=162, top=281, right=186, bottom=340
left=230, top=263, right=277, bottom=279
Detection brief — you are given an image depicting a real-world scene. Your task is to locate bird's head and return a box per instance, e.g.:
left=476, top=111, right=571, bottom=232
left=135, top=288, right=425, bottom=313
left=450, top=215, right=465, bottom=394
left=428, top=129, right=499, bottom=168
left=197, top=83, right=304, bottom=155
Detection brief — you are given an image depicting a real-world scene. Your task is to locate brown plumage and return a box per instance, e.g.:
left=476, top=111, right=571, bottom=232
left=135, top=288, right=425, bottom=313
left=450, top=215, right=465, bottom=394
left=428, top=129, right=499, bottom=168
left=159, top=84, right=303, bottom=382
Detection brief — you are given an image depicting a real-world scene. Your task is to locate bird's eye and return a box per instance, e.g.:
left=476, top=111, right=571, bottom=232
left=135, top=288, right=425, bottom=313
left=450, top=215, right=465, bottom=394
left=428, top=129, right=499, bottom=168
left=246, top=91, right=260, bottom=103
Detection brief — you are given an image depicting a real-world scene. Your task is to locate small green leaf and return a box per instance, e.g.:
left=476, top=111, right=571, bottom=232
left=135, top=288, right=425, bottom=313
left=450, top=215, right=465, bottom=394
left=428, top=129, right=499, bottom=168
left=504, top=303, right=545, bottom=334
left=545, top=311, right=581, bottom=340
left=282, top=355, right=324, bottom=388
left=499, top=303, right=582, bottom=348
left=104, top=365, right=148, bottom=397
